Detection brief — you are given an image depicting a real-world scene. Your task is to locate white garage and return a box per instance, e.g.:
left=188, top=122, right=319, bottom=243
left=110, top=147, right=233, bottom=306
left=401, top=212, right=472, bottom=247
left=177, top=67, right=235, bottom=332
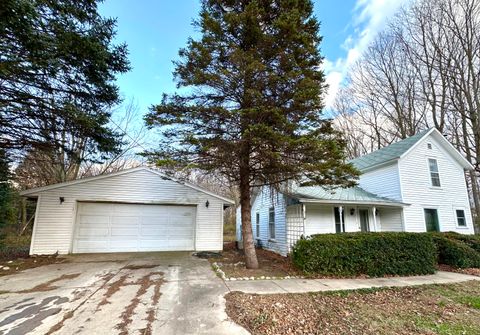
left=21, top=167, right=233, bottom=255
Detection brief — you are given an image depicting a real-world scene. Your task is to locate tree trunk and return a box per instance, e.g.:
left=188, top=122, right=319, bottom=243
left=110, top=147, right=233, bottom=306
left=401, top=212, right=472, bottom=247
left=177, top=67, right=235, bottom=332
left=469, top=171, right=480, bottom=233
left=20, top=197, right=27, bottom=234
left=239, top=165, right=259, bottom=269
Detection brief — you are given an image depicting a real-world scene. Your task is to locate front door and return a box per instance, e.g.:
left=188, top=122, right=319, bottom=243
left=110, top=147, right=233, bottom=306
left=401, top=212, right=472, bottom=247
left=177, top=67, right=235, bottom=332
left=424, top=208, right=439, bottom=232
left=359, top=209, right=370, bottom=232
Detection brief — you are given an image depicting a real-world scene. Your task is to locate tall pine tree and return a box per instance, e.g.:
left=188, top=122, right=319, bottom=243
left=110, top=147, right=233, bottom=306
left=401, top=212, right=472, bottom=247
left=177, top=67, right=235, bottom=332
left=146, top=0, right=358, bottom=268
left=0, top=0, right=129, bottom=156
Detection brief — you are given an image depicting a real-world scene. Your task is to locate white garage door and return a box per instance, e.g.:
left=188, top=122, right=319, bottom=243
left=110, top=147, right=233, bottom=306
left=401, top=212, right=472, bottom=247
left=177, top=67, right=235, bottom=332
left=73, top=202, right=196, bottom=253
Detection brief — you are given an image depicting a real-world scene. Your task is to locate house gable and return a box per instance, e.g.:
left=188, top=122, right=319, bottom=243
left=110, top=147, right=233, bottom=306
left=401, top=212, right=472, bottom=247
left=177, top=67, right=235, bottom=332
left=398, top=133, right=473, bottom=233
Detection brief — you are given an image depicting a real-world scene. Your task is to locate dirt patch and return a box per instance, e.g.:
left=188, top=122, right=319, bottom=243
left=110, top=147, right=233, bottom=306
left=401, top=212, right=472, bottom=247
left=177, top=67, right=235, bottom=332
left=438, top=264, right=480, bottom=276
left=210, top=248, right=302, bottom=278
left=116, top=272, right=164, bottom=335
left=18, top=273, right=80, bottom=293
left=0, top=256, right=66, bottom=277
left=226, top=281, right=480, bottom=335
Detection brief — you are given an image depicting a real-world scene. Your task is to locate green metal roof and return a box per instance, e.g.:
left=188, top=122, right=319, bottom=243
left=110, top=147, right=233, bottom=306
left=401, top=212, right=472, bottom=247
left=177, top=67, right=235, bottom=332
left=288, top=184, right=405, bottom=206
left=350, top=128, right=432, bottom=171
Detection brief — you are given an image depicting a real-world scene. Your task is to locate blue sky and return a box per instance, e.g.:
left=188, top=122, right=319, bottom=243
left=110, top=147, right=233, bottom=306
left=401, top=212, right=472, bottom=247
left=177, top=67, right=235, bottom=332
left=99, top=0, right=408, bottom=114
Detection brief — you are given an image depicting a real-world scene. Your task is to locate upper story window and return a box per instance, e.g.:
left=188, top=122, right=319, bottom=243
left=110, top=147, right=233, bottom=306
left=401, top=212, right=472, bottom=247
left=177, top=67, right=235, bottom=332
left=255, top=212, right=260, bottom=237
left=428, top=158, right=441, bottom=187
left=456, top=209, right=466, bottom=227
left=269, top=207, right=275, bottom=239
left=427, top=143, right=432, bottom=150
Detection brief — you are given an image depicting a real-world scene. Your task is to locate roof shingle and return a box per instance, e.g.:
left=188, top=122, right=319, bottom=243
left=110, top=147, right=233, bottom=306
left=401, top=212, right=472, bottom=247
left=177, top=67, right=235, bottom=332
left=350, top=128, right=432, bottom=171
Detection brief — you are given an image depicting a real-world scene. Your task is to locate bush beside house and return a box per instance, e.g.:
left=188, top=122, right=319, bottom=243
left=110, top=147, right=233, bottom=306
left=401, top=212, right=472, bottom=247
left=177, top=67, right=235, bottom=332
left=430, top=233, right=480, bottom=269
left=292, top=232, right=480, bottom=277
left=292, top=232, right=437, bottom=277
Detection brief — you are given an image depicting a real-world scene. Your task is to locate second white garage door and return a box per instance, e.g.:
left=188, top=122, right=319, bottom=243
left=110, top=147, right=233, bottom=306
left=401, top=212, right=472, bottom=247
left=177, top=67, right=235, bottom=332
left=73, top=202, right=196, bottom=253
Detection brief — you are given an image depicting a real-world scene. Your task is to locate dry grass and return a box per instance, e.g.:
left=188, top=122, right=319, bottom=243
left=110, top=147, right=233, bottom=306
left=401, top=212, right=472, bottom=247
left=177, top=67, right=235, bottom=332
left=226, top=280, right=480, bottom=335
left=224, top=223, right=237, bottom=242
left=0, top=255, right=66, bottom=276
left=438, top=264, right=480, bottom=277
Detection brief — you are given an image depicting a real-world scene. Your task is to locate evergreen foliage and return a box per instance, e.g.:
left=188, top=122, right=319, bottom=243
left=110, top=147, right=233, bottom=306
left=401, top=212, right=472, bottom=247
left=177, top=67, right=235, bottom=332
left=0, top=0, right=130, bottom=155
left=145, top=0, right=358, bottom=268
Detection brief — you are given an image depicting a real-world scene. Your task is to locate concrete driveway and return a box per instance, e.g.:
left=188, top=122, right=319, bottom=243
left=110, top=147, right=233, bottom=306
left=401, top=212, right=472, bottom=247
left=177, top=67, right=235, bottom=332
left=0, top=252, right=248, bottom=335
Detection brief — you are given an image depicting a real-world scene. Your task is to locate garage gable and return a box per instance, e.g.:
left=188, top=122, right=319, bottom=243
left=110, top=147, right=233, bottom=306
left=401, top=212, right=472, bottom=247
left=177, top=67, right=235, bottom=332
left=21, top=167, right=234, bottom=205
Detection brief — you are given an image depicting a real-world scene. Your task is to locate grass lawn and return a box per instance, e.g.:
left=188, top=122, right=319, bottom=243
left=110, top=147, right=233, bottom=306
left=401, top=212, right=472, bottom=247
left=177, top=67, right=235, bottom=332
left=226, top=280, right=480, bottom=335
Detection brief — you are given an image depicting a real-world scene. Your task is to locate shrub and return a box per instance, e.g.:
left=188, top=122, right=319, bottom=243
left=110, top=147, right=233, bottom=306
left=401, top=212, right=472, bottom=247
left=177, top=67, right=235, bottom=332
left=440, top=232, right=480, bottom=253
left=430, top=234, right=480, bottom=268
left=291, top=232, right=437, bottom=277
left=0, top=233, right=31, bottom=260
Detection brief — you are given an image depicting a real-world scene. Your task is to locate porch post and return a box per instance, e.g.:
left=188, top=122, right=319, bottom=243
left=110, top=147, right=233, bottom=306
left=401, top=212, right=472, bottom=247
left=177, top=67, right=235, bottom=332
left=372, top=206, right=377, bottom=232
left=302, top=204, right=306, bottom=236
left=339, top=206, right=344, bottom=232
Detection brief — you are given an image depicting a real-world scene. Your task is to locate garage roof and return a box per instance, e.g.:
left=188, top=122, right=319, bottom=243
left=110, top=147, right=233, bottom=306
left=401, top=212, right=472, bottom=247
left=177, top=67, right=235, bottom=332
left=20, top=167, right=234, bottom=204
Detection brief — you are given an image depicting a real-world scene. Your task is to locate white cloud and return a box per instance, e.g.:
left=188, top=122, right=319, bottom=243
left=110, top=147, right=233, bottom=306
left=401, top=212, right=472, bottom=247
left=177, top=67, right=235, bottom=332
left=323, top=0, right=410, bottom=109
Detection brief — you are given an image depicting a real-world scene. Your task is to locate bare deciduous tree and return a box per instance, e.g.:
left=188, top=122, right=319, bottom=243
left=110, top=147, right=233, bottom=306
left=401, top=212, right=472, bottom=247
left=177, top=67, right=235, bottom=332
left=333, top=0, right=480, bottom=230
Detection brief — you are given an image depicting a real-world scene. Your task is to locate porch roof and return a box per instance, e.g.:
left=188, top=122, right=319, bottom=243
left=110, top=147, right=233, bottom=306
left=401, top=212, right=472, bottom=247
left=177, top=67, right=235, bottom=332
left=288, top=185, right=407, bottom=207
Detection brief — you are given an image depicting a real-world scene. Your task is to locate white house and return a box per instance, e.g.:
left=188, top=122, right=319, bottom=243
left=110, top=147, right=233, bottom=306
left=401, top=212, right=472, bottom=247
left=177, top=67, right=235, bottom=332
left=21, top=167, right=233, bottom=255
left=236, top=128, right=475, bottom=256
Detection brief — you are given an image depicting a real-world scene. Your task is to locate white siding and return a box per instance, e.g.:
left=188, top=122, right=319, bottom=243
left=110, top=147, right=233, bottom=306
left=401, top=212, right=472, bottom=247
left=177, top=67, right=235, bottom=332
left=378, top=208, right=403, bottom=232
left=359, top=163, right=402, bottom=201
left=237, top=187, right=288, bottom=256
left=399, top=136, right=474, bottom=234
left=30, top=169, right=225, bottom=254
left=304, top=204, right=334, bottom=234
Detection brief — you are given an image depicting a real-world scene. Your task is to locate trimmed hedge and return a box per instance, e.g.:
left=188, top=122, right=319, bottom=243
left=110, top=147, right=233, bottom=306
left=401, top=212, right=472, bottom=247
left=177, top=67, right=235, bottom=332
left=292, top=232, right=437, bottom=277
left=440, top=232, right=480, bottom=253
left=429, top=233, right=480, bottom=268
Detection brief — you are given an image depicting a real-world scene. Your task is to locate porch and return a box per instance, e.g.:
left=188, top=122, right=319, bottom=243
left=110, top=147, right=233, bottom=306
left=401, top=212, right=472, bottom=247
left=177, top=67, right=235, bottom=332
left=286, top=203, right=405, bottom=252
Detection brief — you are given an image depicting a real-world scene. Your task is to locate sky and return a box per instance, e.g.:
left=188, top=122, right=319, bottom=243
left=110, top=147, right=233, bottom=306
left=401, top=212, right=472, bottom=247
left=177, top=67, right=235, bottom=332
left=99, top=0, right=409, bottom=116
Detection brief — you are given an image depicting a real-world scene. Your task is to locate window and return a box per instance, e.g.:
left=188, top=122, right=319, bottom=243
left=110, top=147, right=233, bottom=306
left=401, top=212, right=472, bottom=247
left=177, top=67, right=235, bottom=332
left=269, top=207, right=275, bottom=239
left=334, top=207, right=345, bottom=233
left=427, top=143, right=432, bottom=150
left=256, top=212, right=260, bottom=237
left=428, top=158, right=441, bottom=187
left=456, top=209, right=466, bottom=227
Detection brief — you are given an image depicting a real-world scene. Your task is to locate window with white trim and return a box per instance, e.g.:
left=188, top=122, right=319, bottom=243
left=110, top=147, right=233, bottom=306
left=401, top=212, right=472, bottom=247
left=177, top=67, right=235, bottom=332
left=428, top=158, right=441, bottom=187
left=456, top=209, right=466, bottom=227
left=269, top=207, right=275, bottom=239
left=255, top=212, right=260, bottom=237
